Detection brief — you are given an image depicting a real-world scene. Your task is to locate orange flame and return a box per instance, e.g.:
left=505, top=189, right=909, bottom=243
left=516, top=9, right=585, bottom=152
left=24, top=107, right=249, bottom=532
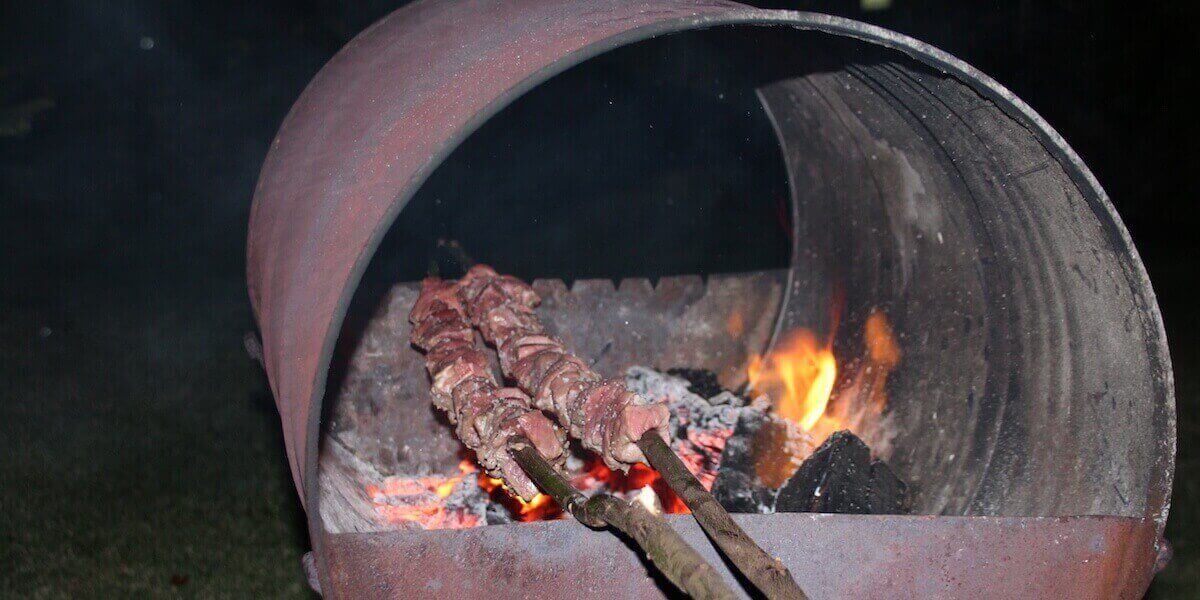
left=863, top=309, right=900, bottom=407
left=517, top=492, right=556, bottom=519
left=478, top=473, right=563, bottom=521
left=747, top=328, right=838, bottom=431
left=865, top=309, right=900, bottom=368
left=746, top=308, right=901, bottom=483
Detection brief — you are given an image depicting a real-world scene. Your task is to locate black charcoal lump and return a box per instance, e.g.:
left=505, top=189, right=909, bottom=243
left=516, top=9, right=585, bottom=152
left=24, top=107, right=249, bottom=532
left=665, top=367, right=725, bottom=399
left=774, top=430, right=911, bottom=515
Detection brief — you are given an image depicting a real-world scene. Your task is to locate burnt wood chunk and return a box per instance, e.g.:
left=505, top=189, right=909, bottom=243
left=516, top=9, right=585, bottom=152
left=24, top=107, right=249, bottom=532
left=665, top=367, right=725, bottom=399
left=711, top=409, right=779, bottom=513
left=774, top=430, right=910, bottom=515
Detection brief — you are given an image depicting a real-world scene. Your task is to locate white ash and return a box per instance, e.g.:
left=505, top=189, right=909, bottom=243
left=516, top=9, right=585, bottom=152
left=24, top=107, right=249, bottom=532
left=624, top=366, right=763, bottom=439
left=485, top=502, right=515, bottom=525
left=445, top=475, right=491, bottom=518
left=625, top=366, right=769, bottom=496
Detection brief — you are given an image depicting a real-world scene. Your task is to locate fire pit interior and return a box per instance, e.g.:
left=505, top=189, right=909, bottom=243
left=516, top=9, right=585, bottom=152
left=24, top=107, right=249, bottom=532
left=313, top=26, right=1172, bottom=536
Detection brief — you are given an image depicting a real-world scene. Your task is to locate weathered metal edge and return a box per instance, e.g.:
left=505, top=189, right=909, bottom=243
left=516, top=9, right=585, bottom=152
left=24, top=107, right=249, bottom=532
left=323, top=513, right=1160, bottom=599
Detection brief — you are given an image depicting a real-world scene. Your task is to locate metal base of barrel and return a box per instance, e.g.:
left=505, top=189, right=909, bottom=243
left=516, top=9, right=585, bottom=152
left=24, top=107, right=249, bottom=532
left=322, top=513, right=1160, bottom=599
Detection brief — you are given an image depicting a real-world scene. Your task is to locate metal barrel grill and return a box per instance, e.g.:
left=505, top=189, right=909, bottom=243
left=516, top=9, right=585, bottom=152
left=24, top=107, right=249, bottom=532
left=246, top=1, right=1176, bottom=597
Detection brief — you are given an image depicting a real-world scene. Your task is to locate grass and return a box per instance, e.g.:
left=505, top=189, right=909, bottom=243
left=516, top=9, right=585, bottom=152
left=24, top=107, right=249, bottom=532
left=0, top=274, right=313, bottom=597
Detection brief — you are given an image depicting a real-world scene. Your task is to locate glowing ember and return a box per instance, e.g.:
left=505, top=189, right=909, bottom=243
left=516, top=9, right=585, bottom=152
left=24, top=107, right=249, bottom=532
left=517, top=491, right=557, bottom=519
left=676, top=429, right=731, bottom=491
left=575, top=458, right=689, bottom=514
left=366, top=459, right=484, bottom=530
left=634, top=486, right=663, bottom=514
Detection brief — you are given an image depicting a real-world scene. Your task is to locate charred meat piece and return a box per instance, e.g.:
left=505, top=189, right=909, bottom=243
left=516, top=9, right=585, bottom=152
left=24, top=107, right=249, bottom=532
left=409, top=278, right=566, bottom=500
left=458, top=265, right=670, bottom=470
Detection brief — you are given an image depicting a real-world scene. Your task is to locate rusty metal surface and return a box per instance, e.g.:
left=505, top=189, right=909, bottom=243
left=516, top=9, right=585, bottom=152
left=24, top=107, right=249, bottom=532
left=322, top=513, right=1160, bottom=599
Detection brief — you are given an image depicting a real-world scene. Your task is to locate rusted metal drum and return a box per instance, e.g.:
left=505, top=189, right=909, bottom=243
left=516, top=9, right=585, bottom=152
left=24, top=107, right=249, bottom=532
left=247, top=0, right=1174, bottom=596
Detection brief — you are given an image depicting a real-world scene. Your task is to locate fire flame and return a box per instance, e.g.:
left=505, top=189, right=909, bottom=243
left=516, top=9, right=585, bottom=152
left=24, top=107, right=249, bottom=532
left=517, top=492, right=556, bottom=518
left=746, top=308, right=900, bottom=483
left=747, top=329, right=837, bottom=431
left=478, top=473, right=563, bottom=521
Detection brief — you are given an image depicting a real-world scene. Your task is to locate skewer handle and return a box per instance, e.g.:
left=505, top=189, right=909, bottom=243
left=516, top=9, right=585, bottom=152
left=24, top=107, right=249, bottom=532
left=638, top=432, right=808, bottom=600
left=511, top=441, right=737, bottom=600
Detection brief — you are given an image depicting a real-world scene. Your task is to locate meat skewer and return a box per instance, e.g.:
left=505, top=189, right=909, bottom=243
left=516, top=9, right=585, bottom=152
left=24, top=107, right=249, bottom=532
left=457, top=266, right=671, bottom=470
left=458, top=265, right=808, bottom=600
left=411, top=277, right=735, bottom=599
left=408, top=277, right=566, bottom=500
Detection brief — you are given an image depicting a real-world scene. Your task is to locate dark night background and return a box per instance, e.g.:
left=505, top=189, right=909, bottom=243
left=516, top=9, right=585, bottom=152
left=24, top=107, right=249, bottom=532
left=1, top=0, right=1196, bottom=597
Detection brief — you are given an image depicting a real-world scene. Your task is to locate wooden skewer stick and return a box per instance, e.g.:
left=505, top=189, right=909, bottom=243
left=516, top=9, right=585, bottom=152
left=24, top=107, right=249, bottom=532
left=511, top=440, right=737, bottom=600
left=639, top=432, right=809, bottom=600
